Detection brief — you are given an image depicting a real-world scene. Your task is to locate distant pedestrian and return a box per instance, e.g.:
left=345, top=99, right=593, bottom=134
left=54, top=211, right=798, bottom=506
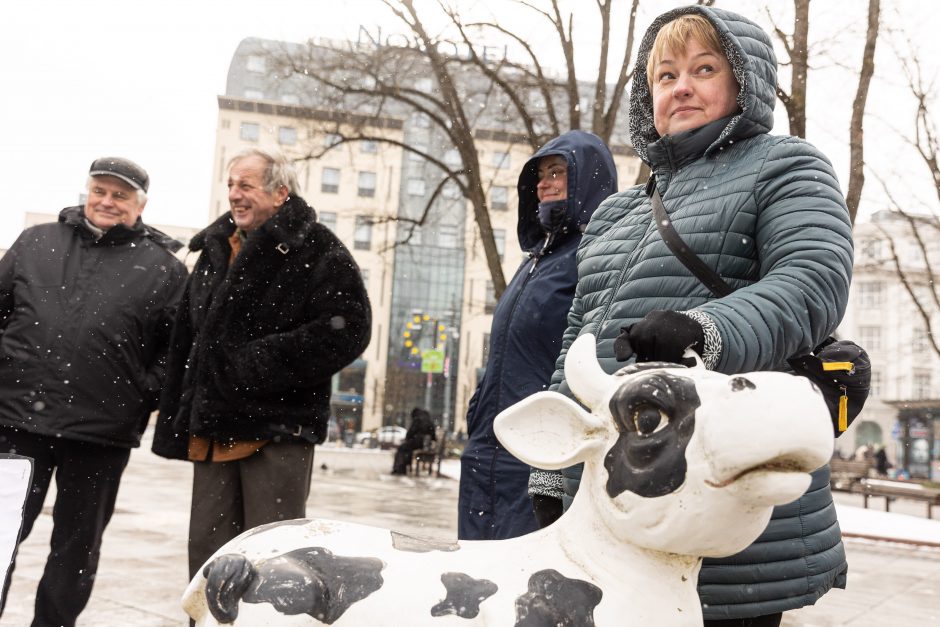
left=152, top=148, right=371, bottom=582
left=0, top=157, right=187, bottom=627
left=874, top=446, right=891, bottom=476
left=391, top=407, right=436, bottom=475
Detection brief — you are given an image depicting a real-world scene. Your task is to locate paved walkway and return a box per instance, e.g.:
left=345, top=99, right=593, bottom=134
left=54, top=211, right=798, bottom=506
left=2, top=438, right=938, bottom=626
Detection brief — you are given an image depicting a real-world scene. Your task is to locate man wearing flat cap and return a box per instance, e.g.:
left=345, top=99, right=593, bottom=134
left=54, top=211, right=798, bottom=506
left=0, top=157, right=187, bottom=626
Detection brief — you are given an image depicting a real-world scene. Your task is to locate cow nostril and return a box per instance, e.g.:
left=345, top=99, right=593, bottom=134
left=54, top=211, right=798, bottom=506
left=730, top=377, right=756, bottom=392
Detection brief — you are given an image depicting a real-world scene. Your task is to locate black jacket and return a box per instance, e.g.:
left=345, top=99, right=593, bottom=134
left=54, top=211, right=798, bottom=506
left=0, top=207, right=187, bottom=448
left=152, top=195, right=371, bottom=460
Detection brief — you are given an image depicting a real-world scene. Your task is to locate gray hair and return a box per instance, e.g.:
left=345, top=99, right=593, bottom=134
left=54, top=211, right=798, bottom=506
left=228, top=148, right=300, bottom=195
left=86, top=176, right=148, bottom=205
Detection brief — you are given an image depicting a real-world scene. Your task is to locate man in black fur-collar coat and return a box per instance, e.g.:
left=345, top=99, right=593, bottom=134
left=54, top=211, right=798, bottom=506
left=153, top=148, right=371, bottom=581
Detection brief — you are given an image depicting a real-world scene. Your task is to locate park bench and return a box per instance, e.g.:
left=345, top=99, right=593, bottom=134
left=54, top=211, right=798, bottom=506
left=850, top=478, right=940, bottom=519
left=410, top=435, right=438, bottom=476
left=829, top=458, right=873, bottom=491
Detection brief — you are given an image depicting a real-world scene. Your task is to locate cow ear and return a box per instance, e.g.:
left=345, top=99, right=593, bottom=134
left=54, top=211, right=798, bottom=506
left=494, top=392, right=608, bottom=470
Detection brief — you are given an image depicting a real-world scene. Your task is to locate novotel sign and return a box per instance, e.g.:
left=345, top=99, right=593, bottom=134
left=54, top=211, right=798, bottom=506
left=357, top=25, right=509, bottom=64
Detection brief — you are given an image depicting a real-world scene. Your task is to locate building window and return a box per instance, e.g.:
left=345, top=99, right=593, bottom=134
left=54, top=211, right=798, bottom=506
left=360, top=268, right=370, bottom=284
left=856, top=282, right=884, bottom=308
left=411, top=113, right=431, bottom=128
left=493, top=228, right=505, bottom=260
left=278, top=126, right=297, bottom=145
left=360, top=140, right=378, bottom=153
left=354, top=216, right=373, bottom=250
left=858, top=325, right=881, bottom=351
left=444, top=149, right=461, bottom=168
left=438, top=224, right=458, bottom=248
left=319, top=211, right=337, bottom=231
left=408, top=144, right=427, bottom=162
left=912, top=373, right=931, bottom=400
left=484, top=281, right=496, bottom=314
left=246, top=55, right=266, bottom=73
left=859, top=239, right=882, bottom=261
left=220, top=119, right=231, bottom=130
left=443, top=183, right=461, bottom=199
left=869, top=371, right=882, bottom=399
left=491, top=186, right=509, bottom=211
left=239, top=122, right=260, bottom=142
left=416, top=77, right=433, bottom=92
left=358, top=171, right=377, bottom=198
left=912, top=326, right=931, bottom=354
left=407, top=178, right=426, bottom=196
left=321, top=168, right=340, bottom=194
left=491, top=151, right=510, bottom=169
left=324, top=133, right=342, bottom=148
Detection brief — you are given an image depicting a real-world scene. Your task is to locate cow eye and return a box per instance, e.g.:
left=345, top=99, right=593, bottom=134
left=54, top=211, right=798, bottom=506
left=632, top=404, right=668, bottom=436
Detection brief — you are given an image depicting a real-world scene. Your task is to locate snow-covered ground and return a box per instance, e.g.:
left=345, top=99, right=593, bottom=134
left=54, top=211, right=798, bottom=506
left=836, top=503, right=940, bottom=545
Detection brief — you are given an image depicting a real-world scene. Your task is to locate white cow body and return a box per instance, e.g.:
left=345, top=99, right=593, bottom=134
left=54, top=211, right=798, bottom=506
left=185, top=519, right=701, bottom=626
left=184, top=334, right=835, bottom=626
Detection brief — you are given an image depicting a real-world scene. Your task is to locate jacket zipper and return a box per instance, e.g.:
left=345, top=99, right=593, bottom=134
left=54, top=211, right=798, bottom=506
left=593, top=208, right=659, bottom=338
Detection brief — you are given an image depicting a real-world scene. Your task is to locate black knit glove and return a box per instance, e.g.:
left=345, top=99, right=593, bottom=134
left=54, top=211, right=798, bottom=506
left=614, top=310, right=704, bottom=367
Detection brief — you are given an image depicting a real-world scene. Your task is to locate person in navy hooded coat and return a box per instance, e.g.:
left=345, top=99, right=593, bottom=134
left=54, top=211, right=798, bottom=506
left=457, top=131, right=617, bottom=540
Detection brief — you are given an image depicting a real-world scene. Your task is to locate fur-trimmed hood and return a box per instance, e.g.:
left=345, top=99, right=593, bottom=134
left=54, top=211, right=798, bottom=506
left=628, top=5, right=778, bottom=164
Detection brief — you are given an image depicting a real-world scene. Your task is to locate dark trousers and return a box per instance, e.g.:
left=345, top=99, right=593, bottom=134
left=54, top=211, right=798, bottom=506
left=704, top=613, right=783, bottom=627
left=188, top=439, right=315, bottom=579
left=0, top=427, right=130, bottom=627
left=391, top=438, right=424, bottom=475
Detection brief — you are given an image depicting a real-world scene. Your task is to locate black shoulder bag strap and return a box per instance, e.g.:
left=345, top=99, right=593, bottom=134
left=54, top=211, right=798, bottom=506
left=647, top=177, right=865, bottom=435
left=647, top=178, right=732, bottom=298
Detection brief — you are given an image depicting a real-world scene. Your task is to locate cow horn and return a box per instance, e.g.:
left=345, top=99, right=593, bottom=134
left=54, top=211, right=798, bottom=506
left=565, top=333, right=613, bottom=409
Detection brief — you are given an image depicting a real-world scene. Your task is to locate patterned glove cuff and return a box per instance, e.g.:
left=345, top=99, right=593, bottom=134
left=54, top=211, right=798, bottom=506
left=528, top=468, right=565, bottom=500
left=679, top=310, right=721, bottom=370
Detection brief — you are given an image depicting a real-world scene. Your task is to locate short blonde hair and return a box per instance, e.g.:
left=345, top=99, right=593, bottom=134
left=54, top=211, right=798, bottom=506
left=646, top=14, right=725, bottom=89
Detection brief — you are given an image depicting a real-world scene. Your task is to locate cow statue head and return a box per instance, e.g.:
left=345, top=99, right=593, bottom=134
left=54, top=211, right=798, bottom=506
left=494, top=333, right=833, bottom=558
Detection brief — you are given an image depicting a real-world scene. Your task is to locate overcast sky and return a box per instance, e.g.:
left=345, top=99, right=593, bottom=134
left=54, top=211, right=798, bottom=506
left=0, top=1, right=936, bottom=249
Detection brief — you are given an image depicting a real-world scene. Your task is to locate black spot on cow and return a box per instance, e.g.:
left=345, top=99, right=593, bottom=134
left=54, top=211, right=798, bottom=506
left=203, top=548, right=384, bottom=624
left=514, top=569, right=602, bottom=626
left=431, top=572, right=498, bottom=618
left=605, top=372, right=700, bottom=498
left=390, top=531, right=460, bottom=553
left=730, top=377, right=756, bottom=392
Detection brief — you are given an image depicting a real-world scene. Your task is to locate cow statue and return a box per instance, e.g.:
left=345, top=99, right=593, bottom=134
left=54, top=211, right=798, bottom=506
left=183, top=333, right=833, bottom=626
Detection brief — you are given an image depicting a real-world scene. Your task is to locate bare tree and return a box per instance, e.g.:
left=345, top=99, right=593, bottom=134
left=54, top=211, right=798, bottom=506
left=263, top=0, right=641, bottom=298
left=845, top=0, right=881, bottom=224
left=770, top=0, right=810, bottom=138
left=767, top=0, right=881, bottom=224
left=871, top=47, right=940, bottom=360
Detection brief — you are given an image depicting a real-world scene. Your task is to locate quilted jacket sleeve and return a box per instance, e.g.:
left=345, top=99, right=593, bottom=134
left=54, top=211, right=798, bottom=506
left=548, top=264, right=587, bottom=396
left=693, top=136, right=854, bottom=373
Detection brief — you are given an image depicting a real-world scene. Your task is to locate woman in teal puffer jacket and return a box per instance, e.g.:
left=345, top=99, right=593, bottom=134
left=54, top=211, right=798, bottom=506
left=529, top=6, right=853, bottom=626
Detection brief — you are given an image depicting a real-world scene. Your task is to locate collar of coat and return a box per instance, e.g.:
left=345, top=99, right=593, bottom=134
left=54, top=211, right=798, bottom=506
left=189, top=194, right=318, bottom=254
left=59, top=205, right=183, bottom=252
